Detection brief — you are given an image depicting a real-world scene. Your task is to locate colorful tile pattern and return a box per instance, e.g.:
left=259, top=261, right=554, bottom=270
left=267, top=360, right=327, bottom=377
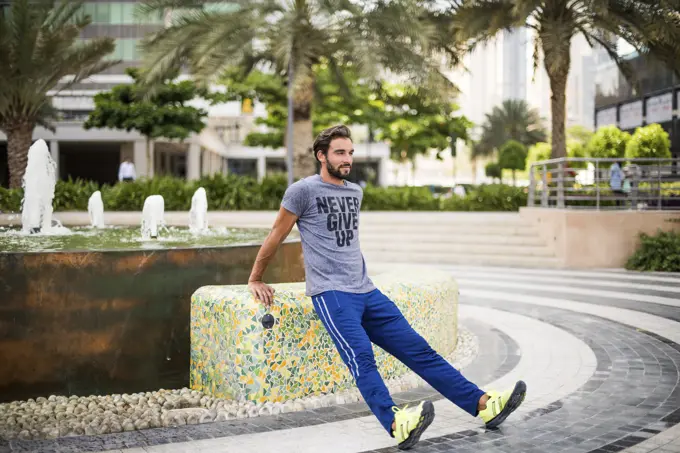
left=190, top=270, right=458, bottom=404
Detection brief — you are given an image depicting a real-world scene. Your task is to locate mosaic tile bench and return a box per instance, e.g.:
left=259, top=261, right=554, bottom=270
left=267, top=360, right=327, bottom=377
left=190, top=269, right=458, bottom=404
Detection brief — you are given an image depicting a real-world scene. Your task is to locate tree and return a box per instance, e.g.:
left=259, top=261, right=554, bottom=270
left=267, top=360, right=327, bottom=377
left=498, top=140, right=528, bottom=185
left=472, top=100, right=547, bottom=159
left=0, top=0, right=117, bottom=188
left=526, top=142, right=552, bottom=171
left=137, top=0, right=463, bottom=180
left=625, top=123, right=672, bottom=159
left=376, top=85, right=471, bottom=165
left=450, top=0, right=680, bottom=160
left=485, top=162, right=502, bottom=182
left=84, top=68, right=209, bottom=173
left=586, top=126, right=631, bottom=159
left=218, top=64, right=471, bottom=166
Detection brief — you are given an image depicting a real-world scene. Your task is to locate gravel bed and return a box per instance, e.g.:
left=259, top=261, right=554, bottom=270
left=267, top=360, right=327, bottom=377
left=0, top=328, right=477, bottom=440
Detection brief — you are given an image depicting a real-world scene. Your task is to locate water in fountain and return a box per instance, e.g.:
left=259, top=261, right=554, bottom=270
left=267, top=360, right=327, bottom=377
left=189, top=187, right=208, bottom=234
left=141, top=195, right=165, bottom=240
left=21, top=139, right=65, bottom=234
left=87, top=191, right=105, bottom=228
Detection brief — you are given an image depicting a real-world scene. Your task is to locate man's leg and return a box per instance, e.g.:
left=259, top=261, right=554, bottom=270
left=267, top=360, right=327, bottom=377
left=362, top=289, right=485, bottom=416
left=363, top=289, right=525, bottom=428
left=311, top=292, right=396, bottom=433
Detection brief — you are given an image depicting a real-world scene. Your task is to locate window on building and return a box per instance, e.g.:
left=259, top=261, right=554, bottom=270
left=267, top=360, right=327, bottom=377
left=122, top=3, right=136, bottom=24
left=110, top=3, right=124, bottom=24
left=94, top=2, right=110, bottom=23
left=78, top=2, right=163, bottom=25
left=227, top=159, right=257, bottom=178
left=105, top=39, right=140, bottom=61
left=122, top=39, right=138, bottom=61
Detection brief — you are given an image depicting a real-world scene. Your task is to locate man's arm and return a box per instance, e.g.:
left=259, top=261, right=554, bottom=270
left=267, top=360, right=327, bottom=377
left=247, top=206, right=299, bottom=307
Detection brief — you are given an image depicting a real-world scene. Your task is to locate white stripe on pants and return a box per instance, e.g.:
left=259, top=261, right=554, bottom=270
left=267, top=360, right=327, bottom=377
left=314, top=296, right=360, bottom=378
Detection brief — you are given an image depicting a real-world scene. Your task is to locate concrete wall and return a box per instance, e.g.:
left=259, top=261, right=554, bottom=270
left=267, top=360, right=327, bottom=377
left=520, top=207, right=680, bottom=268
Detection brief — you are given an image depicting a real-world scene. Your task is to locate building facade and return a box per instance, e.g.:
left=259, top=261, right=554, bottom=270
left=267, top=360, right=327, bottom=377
left=593, top=49, right=680, bottom=157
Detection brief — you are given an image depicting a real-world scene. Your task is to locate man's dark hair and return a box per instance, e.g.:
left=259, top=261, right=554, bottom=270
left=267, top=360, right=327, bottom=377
left=312, top=125, right=352, bottom=162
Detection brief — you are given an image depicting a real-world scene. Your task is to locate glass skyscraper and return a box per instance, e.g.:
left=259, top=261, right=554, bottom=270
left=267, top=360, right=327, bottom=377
left=72, top=0, right=164, bottom=87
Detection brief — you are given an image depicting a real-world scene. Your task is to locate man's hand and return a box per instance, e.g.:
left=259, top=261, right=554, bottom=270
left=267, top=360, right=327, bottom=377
left=248, top=280, right=275, bottom=307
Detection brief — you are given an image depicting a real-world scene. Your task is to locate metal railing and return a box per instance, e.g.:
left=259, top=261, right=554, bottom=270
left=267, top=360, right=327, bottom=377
left=527, top=157, right=680, bottom=210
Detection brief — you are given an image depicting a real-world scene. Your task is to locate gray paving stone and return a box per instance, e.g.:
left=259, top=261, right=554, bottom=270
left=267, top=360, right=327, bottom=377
left=4, top=271, right=680, bottom=453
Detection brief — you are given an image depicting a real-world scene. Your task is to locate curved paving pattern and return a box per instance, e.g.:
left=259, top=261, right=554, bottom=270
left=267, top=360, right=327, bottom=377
left=1, top=267, right=679, bottom=453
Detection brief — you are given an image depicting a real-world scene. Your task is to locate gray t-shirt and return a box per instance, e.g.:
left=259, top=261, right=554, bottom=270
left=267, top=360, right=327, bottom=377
left=281, top=174, right=376, bottom=296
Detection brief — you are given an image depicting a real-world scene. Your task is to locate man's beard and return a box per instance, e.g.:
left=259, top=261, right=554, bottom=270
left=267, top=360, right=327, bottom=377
left=326, top=161, right=351, bottom=180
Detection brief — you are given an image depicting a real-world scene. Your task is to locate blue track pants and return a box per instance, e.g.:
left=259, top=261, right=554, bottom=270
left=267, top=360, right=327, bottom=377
left=311, top=289, right=486, bottom=434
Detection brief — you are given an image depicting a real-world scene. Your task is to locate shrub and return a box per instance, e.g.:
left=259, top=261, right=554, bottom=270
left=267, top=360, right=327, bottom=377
left=626, top=230, right=680, bottom=272
left=567, top=141, right=588, bottom=169
left=485, top=162, right=502, bottom=181
left=499, top=140, right=528, bottom=184
left=0, top=176, right=529, bottom=213
left=440, top=184, right=527, bottom=212
left=362, top=185, right=439, bottom=211
left=526, top=141, right=588, bottom=171
left=54, top=178, right=102, bottom=211
left=625, top=123, right=672, bottom=160
left=102, top=176, right=195, bottom=211
left=465, top=184, right=528, bottom=211
left=0, top=186, right=22, bottom=213
left=526, top=142, right=552, bottom=171
left=585, top=125, right=630, bottom=158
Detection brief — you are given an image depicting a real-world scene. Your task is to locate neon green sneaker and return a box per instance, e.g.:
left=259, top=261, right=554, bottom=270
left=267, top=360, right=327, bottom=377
left=479, top=380, right=527, bottom=429
left=392, top=400, right=435, bottom=450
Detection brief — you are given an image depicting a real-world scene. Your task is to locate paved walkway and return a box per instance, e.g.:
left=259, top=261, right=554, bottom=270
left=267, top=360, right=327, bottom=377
left=2, top=266, right=679, bottom=453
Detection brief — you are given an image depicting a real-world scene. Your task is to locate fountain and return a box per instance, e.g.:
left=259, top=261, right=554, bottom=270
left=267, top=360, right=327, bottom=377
left=141, top=194, right=165, bottom=239
left=87, top=191, right=105, bottom=228
left=0, top=164, right=303, bottom=404
left=20, top=139, right=60, bottom=234
left=189, top=187, right=208, bottom=233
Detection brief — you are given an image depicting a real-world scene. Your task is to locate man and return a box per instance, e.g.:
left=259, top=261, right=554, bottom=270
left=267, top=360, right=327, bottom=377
left=118, top=157, right=136, bottom=182
left=248, top=125, right=526, bottom=450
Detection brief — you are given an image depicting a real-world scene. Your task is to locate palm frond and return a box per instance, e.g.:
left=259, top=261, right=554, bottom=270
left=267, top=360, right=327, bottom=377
left=452, top=0, right=522, bottom=47
left=138, top=0, right=466, bottom=108
left=0, top=0, right=117, bottom=126
left=350, top=1, right=460, bottom=95
left=592, top=0, right=680, bottom=76
left=531, top=33, right=541, bottom=81
left=139, top=5, right=262, bottom=87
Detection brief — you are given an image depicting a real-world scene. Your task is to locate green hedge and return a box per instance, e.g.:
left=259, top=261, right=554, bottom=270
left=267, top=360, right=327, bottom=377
left=626, top=230, right=680, bottom=272
left=0, top=175, right=528, bottom=213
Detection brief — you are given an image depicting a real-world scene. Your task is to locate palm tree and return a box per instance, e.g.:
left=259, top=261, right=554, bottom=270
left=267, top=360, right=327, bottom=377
left=137, top=0, right=462, bottom=179
left=472, top=99, right=547, bottom=159
left=0, top=0, right=117, bottom=188
left=451, top=0, right=680, bottom=159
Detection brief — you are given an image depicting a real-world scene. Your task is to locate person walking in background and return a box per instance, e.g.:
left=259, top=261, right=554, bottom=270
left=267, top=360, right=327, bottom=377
left=118, top=158, right=136, bottom=182
left=609, top=161, right=625, bottom=207
left=247, top=124, right=527, bottom=450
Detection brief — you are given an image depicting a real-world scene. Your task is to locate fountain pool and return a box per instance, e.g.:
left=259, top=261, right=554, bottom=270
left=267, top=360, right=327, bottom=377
left=0, top=225, right=278, bottom=253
